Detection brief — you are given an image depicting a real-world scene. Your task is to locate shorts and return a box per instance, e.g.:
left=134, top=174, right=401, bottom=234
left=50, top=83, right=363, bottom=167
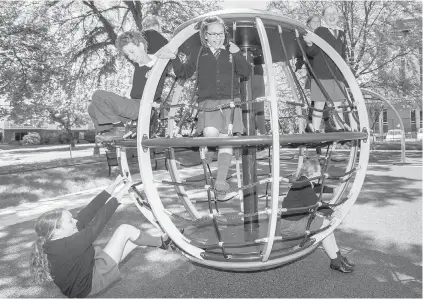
left=280, top=214, right=325, bottom=237
left=311, top=79, right=346, bottom=103
left=89, top=246, right=121, bottom=296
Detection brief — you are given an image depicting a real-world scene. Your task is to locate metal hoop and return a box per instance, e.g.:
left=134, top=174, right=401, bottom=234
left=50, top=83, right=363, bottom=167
left=136, top=10, right=370, bottom=271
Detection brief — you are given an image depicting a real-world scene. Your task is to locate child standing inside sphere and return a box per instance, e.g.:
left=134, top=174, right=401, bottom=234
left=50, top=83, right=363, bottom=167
left=158, top=16, right=251, bottom=199
left=303, top=4, right=349, bottom=133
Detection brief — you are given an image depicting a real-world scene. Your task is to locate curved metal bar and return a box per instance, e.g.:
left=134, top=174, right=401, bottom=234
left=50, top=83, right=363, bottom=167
left=136, top=11, right=370, bottom=271
left=142, top=132, right=367, bottom=148
left=255, top=17, right=280, bottom=263
left=165, top=80, right=202, bottom=220
left=173, top=9, right=310, bottom=36
left=302, top=28, right=370, bottom=246
left=360, top=88, right=407, bottom=163
left=180, top=242, right=318, bottom=271
left=136, top=22, right=204, bottom=259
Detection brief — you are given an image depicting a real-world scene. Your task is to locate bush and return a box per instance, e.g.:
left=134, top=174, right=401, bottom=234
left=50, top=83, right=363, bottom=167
left=40, top=131, right=60, bottom=144
left=57, top=131, right=74, bottom=144
left=22, top=132, right=41, bottom=145
left=84, top=130, right=97, bottom=143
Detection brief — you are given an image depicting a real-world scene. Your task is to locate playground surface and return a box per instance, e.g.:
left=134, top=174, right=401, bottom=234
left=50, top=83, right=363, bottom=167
left=0, top=149, right=421, bottom=298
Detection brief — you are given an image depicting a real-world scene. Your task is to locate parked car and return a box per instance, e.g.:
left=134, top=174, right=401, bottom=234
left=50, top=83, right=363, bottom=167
left=385, top=129, right=403, bottom=142
left=417, top=128, right=423, bottom=141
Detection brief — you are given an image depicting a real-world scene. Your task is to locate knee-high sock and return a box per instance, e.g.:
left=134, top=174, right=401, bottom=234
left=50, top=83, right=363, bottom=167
left=216, top=152, right=232, bottom=183
left=132, top=231, right=162, bottom=247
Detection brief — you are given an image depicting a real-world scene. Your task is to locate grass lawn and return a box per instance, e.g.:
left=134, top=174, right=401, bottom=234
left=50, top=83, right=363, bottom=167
left=0, top=153, right=144, bottom=210
left=0, top=147, right=200, bottom=210
left=370, top=141, right=422, bottom=150
left=0, top=159, right=127, bottom=209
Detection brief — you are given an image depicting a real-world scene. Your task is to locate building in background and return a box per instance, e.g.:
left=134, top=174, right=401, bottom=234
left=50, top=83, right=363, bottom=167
left=0, top=119, right=95, bottom=143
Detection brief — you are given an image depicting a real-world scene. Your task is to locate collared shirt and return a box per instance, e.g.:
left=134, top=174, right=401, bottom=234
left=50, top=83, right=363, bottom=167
left=139, top=54, right=157, bottom=68
left=321, top=24, right=343, bottom=38
left=208, top=44, right=226, bottom=55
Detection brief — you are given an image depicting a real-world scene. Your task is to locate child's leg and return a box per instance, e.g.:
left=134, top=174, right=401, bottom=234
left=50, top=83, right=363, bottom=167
left=321, top=232, right=339, bottom=260
left=311, top=101, right=325, bottom=132
left=203, top=127, right=220, bottom=163
left=216, top=144, right=232, bottom=185
left=103, top=224, right=163, bottom=264
left=332, top=101, right=344, bottom=130
left=203, top=127, right=232, bottom=196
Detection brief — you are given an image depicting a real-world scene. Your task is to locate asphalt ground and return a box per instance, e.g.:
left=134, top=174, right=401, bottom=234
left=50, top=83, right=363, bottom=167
left=0, top=150, right=421, bottom=298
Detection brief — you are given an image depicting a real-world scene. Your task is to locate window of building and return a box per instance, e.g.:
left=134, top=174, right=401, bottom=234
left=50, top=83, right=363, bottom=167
left=14, top=132, right=28, bottom=141
left=382, top=109, right=388, bottom=134
left=411, top=110, right=416, bottom=131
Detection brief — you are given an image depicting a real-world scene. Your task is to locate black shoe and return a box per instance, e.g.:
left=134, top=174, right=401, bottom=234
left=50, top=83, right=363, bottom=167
left=96, top=126, right=126, bottom=142
left=324, top=125, right=338, bottom=133
left=330, top=260, right=355, bottom=273
left=341, top=256, right=356, bottom=268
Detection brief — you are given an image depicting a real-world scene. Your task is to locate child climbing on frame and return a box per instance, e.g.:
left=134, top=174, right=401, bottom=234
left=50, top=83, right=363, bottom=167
left=29, top=175, right=174, bottom=298
left=157, top=16, right=251, bottom=199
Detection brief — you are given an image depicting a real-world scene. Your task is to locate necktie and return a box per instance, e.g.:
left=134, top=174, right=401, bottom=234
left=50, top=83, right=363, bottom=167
left=330, top=28, right=338, bottom=39
left=214, top=49, right=221, bottom=60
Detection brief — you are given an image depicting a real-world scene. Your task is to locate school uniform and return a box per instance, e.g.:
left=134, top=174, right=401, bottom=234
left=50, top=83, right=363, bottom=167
left=43, top=191, right=120, bottom=298
left=172, top=46, right=251, bottom=134
left=280, top=176, right=333, bottom=237
left=88, top=30, right=168, bottom=132
left=306, top=26, right=348, bottom=103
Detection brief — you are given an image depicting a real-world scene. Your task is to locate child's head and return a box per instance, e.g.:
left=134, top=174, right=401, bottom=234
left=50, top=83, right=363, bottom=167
left=30, top=209, right=66, bottom=283
left=298, top=157, right=321, bottom=179
left=198, top=16, right=229, bottom=49
left=306, top=15, right=321, bottom=31
left=115, top=31, right=149, bottom=65
left=322, top=3, right=340, bottom=27
left=142, top=15, right=161, bottom=32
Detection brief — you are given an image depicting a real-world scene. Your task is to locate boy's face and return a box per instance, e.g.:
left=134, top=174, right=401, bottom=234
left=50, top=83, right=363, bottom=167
left=122, top=41, right=148, bottom=66
left=205, top=23, right=225, bottom=50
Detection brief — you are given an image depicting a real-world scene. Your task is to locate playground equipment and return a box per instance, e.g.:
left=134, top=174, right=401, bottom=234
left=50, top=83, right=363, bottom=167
left=361, top=88, right=407, bottom=163
left=109, top=9, right=370, bottom=271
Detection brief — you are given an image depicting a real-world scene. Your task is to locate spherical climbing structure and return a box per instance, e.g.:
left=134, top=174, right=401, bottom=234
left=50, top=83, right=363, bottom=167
left=134, top=9, right=370, bottom=271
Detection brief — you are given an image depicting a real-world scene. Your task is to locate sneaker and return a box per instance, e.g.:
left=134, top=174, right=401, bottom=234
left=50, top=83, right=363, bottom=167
left=330, top=259, right=355, bottom=273
left=96, top=126, right=126, bottom=142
